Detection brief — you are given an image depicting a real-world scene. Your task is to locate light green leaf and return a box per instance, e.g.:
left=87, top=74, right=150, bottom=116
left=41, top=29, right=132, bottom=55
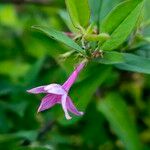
left=143, top=37, right=150, bottom=43
left=0, top=5, right=20, bottom=28
left=65, top=0, right=90, bottom=28
left=99, top=0, right=122, bottom=24
left=59, top=10, right=78, bottom=32
left=0, top=60, right=30, bottom=79
left=32, top=25, right=84, bottom=54
left=101, top=0, right=144, bottom=50
left=95, top=51, right=150, bottom=74
left=98, top=93, right=141, bottom=150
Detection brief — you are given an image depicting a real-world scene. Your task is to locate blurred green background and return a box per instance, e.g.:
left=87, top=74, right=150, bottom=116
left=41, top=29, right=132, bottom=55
left=0, top=0, right=150, bottom=150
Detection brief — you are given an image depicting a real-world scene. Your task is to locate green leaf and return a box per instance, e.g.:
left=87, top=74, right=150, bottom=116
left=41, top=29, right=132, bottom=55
left=59, top=10, right=78, bottom=33
left=23, top=57, right=45, bottom=85
left=98, top=93, right=141, bottom=150
left=143, top=37, right=150, bottom=43
left=0, top=130, right=38, bottom=143
left=15, top=147, right=50, bottom=150
left=58, top=64, right=112, bottom=125
left=0, top=80, right=15, bottom=96
left=0, top=109, right=12, bottom=133
left=115, top=53, right=150, bottom=74
left=65, top=0, right=90, bottom=28
left=88, top=0, right=102, bottom=24
left=101, top=0, right=144, bottom=50
left=0, top=60, right=30, bottom=79
left=99, top=0, right=121, bottom=24
left=95, top=51, right=150, bottom=74
left=72, top=65, right=111, bottom=109
left=32, top=25, right=84, bottom=54
left=94, top=51, right=124, bottom=64
left=144, top=0, right=150, bottom=21
left=0, top=5, right=20, bottom=28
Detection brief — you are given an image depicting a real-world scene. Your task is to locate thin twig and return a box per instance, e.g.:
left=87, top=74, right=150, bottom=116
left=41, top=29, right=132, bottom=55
left=37, top=120, right=55, bottom=140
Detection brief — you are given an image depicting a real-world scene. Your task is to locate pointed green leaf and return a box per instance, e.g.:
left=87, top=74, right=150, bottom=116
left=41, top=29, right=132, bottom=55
left=98, top=93, right=141, bottom=150
left=101, top=0, right=144, bottom=50
left=88, top=0, right=102, bottom=24
left=32, top=26, right=84, bottom=54
left=59, top=10, right=78, bottom=32
left=95, top=51, right=150, bottom=74
left=24, top=57, right=45, bottom=85
left=115, top=53, right=150, bottom=74
left=94, top=51, right=124, bottom=64
left=65, top=0, right=90, bottom=28
left=99, top=0, right=121, bottom=24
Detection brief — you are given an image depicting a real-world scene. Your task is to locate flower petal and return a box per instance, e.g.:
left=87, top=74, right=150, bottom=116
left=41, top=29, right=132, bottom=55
left=62, top=63, right=85, bottom=92
left=66, top=96, right=84, bottom=116
left=44, top=84, right=66, bottom=95
left=27, top=86, right=47, bottom=94
left=38, top=94, right=60, bottom=112
left=61, top=94, right=72, bottom=120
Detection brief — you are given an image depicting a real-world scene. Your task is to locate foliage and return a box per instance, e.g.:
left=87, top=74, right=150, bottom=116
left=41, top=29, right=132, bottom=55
left=0, top=0, right=150, bottom=149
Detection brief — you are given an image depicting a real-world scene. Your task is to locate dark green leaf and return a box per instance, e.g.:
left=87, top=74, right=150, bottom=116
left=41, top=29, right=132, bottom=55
left=15, top=147, right=50, bottom=150
left=0, top=101, right=28, bottom=117
left=0, top=80, right=14, bottom=96
left=32, top=26, right=84, bottom=54
left=115, top=53, right=150, bottom=74
left=0, top=130, right=38, bottom=143
left=98, top=93, right=141, bottom=150
left=94, top=51, right=124, bottom=64
left=24, top=57, right=45, bottom=85
left=101, top=0, right=144, bottom=50
left=95, top=51, right=150, bottom=74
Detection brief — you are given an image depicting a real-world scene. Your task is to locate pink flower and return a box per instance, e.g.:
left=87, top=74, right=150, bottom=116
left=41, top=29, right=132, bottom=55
left=27, top=63, right=85, bottom=120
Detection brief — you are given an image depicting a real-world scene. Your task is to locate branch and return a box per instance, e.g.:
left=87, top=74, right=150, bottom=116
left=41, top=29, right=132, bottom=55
left=0, top=0, right=53, bottom=5
left=37, top=120, right=55, bottom=140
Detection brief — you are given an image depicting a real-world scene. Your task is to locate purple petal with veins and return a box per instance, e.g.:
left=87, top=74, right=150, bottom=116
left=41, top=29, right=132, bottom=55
left=27, top=62, right=85, bottom=120
left=38, top=94, right=61, bottom=112
left=66, top=96, right=84, bottom=116
left=27, top=86, right=47, bottom=94
left=62, top=63, right=85, bottom=92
